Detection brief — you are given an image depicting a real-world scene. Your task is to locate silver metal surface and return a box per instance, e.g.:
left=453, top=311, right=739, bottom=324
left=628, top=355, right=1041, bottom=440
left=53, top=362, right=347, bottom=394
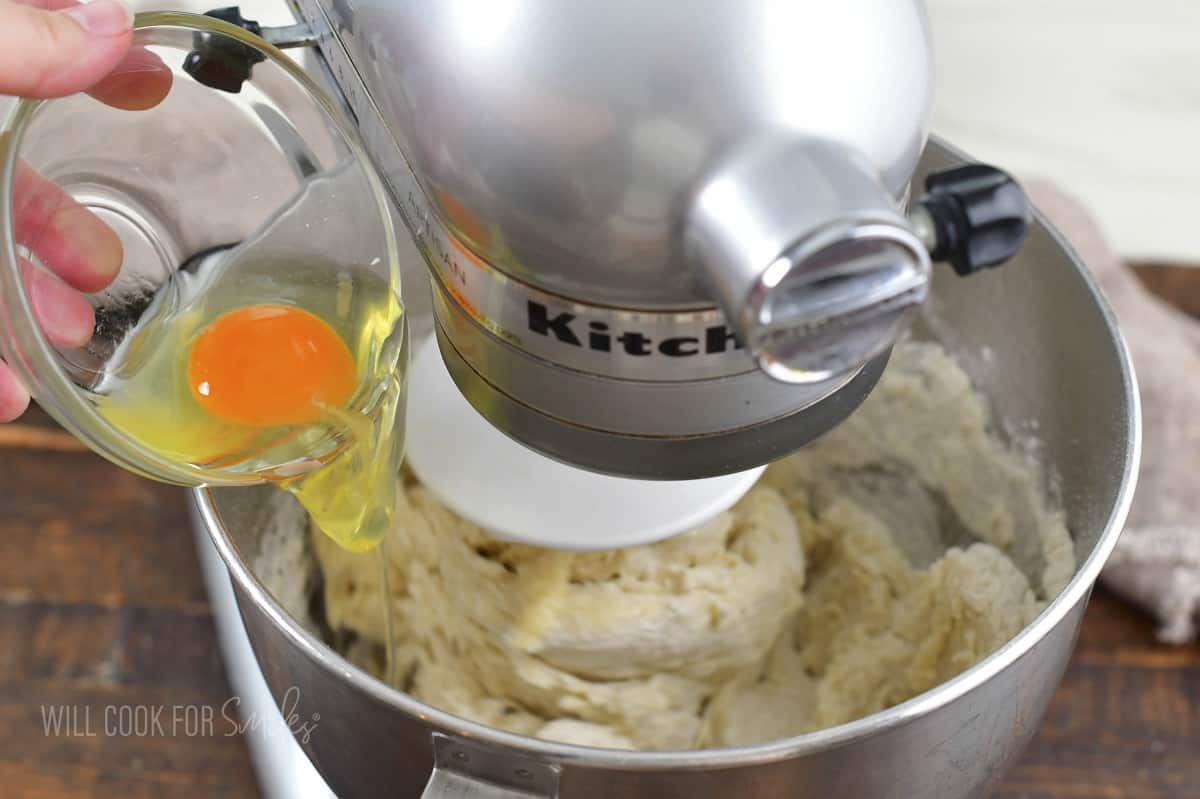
left=282, top=0, right=937, bottom=476
left=910, top=204, right=940, bottom=253
left=305, top=0, right=933, bottom=305
left=193, top=141, right=1141, bottom=799
left=685, top=136, right=930, bottom=383
left=419, top=225, right=755, bottom=383
left=430, top=313, right=888, bottom=479
left=262, top=22, right=318, bottom=49
left=420, top=735, right=559, bottom=799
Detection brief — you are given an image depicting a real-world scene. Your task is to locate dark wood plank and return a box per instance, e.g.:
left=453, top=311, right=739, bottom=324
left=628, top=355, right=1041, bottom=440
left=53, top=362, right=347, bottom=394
left=0, top=436, right=258, bottom=799
left=0, top=444, right=211, bottom=611
left=1134, top=263, right=1200, bottom=318
left=996, top=590, right=1200, bottom=799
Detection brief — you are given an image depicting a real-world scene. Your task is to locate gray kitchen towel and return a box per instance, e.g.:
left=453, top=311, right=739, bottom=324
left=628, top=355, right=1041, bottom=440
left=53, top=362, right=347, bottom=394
left=1027, top=183, right=1200, bottom=644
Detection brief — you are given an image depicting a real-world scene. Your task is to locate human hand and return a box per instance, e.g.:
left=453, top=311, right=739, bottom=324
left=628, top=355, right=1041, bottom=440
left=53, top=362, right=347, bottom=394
left=0, top=0, right=173, bottom=421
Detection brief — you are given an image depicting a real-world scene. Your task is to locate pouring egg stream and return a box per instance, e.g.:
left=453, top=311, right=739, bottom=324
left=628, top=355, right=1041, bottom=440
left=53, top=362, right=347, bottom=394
left=89, top=253, right=408, bottom=554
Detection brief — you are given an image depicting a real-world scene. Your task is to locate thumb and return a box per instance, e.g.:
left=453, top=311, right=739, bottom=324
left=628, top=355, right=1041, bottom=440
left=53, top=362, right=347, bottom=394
left=0, top=0, right=134, bottom=99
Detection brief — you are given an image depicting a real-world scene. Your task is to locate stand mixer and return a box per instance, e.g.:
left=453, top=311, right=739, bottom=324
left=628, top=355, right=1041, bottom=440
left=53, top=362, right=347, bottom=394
left=182, top=0, right=1031, bottom=549
left=169, top=5, right=1139, bottom=798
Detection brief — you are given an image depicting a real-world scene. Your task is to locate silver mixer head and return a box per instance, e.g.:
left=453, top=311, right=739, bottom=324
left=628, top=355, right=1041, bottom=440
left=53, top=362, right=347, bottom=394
left=189, top=2, right=1031, bottom=480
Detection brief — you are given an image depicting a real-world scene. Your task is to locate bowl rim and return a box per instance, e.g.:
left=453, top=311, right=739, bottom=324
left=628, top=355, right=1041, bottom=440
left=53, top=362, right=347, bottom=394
left=193, top=141, right=1142, bottom=771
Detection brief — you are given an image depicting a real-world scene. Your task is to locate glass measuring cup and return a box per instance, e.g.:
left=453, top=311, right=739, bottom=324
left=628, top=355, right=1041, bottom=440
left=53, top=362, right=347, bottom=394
left=0, top=14, right=407, bottom=549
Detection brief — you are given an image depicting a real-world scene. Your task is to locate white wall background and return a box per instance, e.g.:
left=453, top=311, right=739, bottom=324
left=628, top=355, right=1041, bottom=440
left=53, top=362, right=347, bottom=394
left=928, top=0, right=1200, bottom=263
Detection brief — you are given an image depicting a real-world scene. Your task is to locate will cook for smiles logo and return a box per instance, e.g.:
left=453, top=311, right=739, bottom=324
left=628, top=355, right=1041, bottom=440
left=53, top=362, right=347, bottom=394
left=40, top=686, right=320, bottom=744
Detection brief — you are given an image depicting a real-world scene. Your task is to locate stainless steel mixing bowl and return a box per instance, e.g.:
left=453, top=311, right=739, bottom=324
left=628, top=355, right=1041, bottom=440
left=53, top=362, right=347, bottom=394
left=191, top=141, right=1140, bottom=799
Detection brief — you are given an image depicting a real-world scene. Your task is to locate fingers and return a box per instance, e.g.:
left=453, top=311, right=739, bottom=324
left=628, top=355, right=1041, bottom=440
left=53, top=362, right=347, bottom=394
left=88, top=43, right=174, bottom=111
left=12, top=161, right=123, bottom=293
left=22, top=257, right=96, bottom=348
left=1, top=0, right=173, bottom=109
left=0, top=0, right=134, bottom=99
left=0, top=257, right=95, bottom=424
left=0, top=359, right=32, bottom=422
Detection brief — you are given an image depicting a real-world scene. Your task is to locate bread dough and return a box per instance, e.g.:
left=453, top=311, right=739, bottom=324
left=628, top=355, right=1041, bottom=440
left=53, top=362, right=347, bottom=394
left=313, top=341, right=1074, bottom=750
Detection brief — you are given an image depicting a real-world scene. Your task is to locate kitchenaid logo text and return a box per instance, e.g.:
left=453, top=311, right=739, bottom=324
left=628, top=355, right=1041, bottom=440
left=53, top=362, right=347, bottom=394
left=39, top=687, right=319, bottom=744
left=527, top=301, right=743, bottom=357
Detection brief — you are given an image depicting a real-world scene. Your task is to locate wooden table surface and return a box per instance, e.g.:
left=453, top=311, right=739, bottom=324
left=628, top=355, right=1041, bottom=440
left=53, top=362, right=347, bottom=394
left=1, top=266, right=1198, bottom=799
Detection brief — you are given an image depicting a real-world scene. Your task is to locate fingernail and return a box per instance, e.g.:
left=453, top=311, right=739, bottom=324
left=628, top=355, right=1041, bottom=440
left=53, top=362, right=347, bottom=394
left=64, top=0, right=135, bottom=37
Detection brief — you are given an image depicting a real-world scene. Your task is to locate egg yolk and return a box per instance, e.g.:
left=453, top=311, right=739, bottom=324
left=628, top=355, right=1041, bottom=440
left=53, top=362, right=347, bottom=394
left=187, top=304, right=356, bottom=426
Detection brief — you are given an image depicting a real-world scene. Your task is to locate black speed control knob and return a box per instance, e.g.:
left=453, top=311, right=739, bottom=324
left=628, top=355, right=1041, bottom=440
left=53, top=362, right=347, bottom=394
left=916, top=165, right=1031, bottom=277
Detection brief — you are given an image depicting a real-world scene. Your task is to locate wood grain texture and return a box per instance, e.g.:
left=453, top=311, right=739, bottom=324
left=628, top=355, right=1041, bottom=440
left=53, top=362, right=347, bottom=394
left=0, top=404, right=256, bottom=798
left=1134, top=264, right=1200, bottom=320
left=1, top=265, right=1197, bottom=798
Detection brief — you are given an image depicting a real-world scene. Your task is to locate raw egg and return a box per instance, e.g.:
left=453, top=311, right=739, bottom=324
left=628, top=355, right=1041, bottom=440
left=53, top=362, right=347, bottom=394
left=187, top=304, right=356, bottom=426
